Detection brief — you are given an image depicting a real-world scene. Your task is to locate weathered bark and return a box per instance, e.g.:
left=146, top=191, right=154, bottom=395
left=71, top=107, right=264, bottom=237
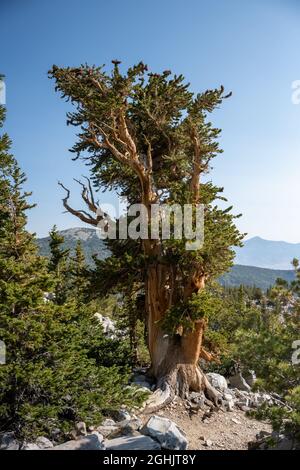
left=144, top=264, right=221, bottom=412
left=56, top=102, right=219, bottom=411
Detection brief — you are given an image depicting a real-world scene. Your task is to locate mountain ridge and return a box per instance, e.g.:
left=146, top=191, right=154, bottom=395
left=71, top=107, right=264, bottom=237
left=35, top=228, right=297, bottom=289
left=235, top=236, right=300, bottom=270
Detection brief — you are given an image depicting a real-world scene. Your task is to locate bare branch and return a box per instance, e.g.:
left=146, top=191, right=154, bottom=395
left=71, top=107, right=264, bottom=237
left=58, top=181, right=98, bottom=226
left=73, top=178, right=98, bottom=214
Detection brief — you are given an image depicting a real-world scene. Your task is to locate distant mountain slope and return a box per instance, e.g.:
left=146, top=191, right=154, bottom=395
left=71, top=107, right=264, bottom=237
left=235, top=236, right=300, bottom=270
left=219, top=264, right=295, bottom=290
left=36, top=227, right=110, bottom=265
left=36, top=228, right=297, bottom=289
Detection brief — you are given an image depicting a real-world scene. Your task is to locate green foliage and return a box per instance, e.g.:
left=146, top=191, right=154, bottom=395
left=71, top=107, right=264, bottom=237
left=220, top=264, right=296, bottom=291
left=49, top=61, right=243, bottom=353
left=0, top=302, right=136, bottom=440
left=48, top=225, right=70, bottom=304
left=204, top=275, right=300, bottom=442
left=254, top=387, right=300, bottom=444
left=0, top=107, right=139, bottom=440
left=161, top=289, right=222, bottom=333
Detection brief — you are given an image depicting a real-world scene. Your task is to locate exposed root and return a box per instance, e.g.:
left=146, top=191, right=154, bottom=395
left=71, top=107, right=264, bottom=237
left=143, top=366, right=222, bottom=414
left=201, top=371, right=222, bottom=407
left=144, top=380, right=174, bottom=414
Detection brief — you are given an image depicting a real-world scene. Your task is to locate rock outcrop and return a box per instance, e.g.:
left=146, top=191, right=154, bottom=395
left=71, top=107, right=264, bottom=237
left=141, top=415, right=188, bottom=450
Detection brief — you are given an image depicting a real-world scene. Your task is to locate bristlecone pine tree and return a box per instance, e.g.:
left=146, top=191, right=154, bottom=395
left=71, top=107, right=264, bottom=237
left=49, top=61, right=243, bottom=408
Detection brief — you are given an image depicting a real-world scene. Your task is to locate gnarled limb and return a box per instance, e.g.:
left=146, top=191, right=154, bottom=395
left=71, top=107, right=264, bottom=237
left=58, top=180, right=112, bottom=230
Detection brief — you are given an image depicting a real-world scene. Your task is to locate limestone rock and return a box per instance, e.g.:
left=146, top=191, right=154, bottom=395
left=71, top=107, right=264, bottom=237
left=96, top=425, right=119, bottom=438
left=105, top=434, right=160, bottom=450
left=206, top=373, right=228, bottom=392
left=51, top=432, right=105, bottom=450
left=141, top=415, right=188, bottom=450
left=36, top=436, right=54, bottom=449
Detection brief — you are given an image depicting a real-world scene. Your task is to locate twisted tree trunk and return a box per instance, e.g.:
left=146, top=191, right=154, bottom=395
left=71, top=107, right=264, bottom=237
left=144, top=264, right=221, bottom=412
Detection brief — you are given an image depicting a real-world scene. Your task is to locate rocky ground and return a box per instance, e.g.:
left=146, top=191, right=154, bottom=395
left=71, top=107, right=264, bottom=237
left=0, top=370, right=296, bottom=451
left=158, top=399, right=271, bottom=450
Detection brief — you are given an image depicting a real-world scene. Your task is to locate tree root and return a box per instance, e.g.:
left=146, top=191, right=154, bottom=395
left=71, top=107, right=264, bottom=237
left=143, top=379, right=174, bottom=414
left=201, top=371, right=222, bottom=407
left=143, top=367, right=222, bottom=414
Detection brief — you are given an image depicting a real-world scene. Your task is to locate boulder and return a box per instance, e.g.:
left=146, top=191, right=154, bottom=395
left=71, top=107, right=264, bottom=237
left=22, top=442, right=40, bottom=450
left=206, top=373, right=228, bottom=391
left=119, top=417, right=142, bottom=435
left=51, top=432, right=105, bottom=450
left=249, top=431, right=300, bottom=451
left=141, top=415, right=188, bottom=450
left=229, top=373, right=251, bottom=392
left=223, top=393, right=235, bottom=411
left=105, top=434, right=160, bottom=450
left=36, top=436, right=54, bottom=449
left=102, top=418, right=116, bottom=426
left=97, top=418, right=119, bottom=438
left=272, top=435, right=297, bottom=450
left=96, top=425, right=119, bottom=438
left=0, top=432, right=20, bottom=450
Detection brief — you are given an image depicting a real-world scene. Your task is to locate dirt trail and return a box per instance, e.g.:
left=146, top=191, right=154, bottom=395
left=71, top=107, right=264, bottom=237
left=147, top=399, right=271, bottom=450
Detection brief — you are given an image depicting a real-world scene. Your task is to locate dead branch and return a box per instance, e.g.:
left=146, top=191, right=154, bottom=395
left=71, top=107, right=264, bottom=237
left=58, top=181, right=98, bottom=226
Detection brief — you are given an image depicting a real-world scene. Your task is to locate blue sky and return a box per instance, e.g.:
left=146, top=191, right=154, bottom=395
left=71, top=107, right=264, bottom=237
left=1, top=0, right=300, bottom=241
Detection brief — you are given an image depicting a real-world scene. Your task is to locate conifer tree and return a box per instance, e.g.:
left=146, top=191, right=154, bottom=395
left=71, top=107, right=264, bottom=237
left=69, top=241, right=89, bottom=304
left=48, top=225, right=70, bottom=304
left=50, top=61, right=243, bottom=407
left=0, top=106, right=140, bottom=439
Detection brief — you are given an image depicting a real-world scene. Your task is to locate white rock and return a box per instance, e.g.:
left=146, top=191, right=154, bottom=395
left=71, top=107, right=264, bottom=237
left=36, top=436, right=54, bottom=449
left=119, top=417, right=143, bottom=434
left=206, top=373, right=228, bottom=391
left=102, top=418, right=116, bottom=426
left=142, top=415, right=188, bottom=450
left=51, top=432, right=105, bottom=450
left=225, top=398, right=235, bottom=412
left=105, top=434, right=160, bottom=450
left=22, top=442, right=40, bottom=450
left=236, top=398, right=250, bottom=409
left=231, top=418, right=241, bottom=424
left=204, top=439, right=213, bottom=447
left=96, top=425, right=119, bottom=438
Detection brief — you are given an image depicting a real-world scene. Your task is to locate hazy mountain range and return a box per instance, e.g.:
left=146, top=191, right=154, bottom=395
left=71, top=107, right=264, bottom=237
left=37, top=227, right=110, bottom=266
left=235, top=236, right=300, bottom=270
left=36, top=229, right=298, bottom=290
